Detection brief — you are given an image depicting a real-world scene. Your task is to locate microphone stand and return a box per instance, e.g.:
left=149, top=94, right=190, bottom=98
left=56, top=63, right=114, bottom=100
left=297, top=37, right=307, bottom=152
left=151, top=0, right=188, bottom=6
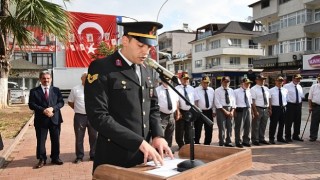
left=159, top=75, right=213, bottom=172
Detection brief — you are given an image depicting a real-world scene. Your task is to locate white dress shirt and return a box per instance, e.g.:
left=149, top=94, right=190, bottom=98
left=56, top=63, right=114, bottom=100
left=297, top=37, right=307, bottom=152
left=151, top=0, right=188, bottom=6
left=250, top=85, right=270, bottom=107
left=269, top=86, right=288, bottom=106
left=195, top=86, right=215, bottom=111
left=156, top=85, right=179, bottom=114
left=41, top=85, right=50, bottom=96
left=308, top=83, right=320, bottom=104
left=68, top=84, right=86, bottom=114
left=234, top=87, right=252, bottom=108
left=283, top=82, right=303, bottom=103
left=214, top=86, right=236, bottom=109
left=119, top=49, right=141, bottom=85
left=175, top=84, right=199, bottom=111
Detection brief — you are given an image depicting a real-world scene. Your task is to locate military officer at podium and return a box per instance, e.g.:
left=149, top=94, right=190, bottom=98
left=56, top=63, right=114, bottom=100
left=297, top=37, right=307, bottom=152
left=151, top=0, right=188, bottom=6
left=84, top=21, right=173, bottom=172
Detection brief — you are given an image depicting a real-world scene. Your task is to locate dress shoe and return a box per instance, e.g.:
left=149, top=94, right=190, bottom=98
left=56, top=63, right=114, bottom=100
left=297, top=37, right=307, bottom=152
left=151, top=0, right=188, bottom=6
left=309, top=138, right=317, bottom=142
left=277, top=139, right=289, bottom=143
left=73, top=158, right=82, bottom=164
left=51, top=158, right=63, bottom=165
left=292, top=137, right=304, bottom=141
left=286, top=138, right=293, bottom=142
left=269, top=140, right=276, bottom=144
left=36, top=159, right=46, bottom=168
left=259, top=140, right=270, bottom=145
left=236, top=144, right=243, bottom=148
left=242, top=143, right=251, bottom=147
left=224, top=143, right=234, bottom=147
left=90, top=156, right=94, bottom=161
left=252, top=141, right=260, bottom=146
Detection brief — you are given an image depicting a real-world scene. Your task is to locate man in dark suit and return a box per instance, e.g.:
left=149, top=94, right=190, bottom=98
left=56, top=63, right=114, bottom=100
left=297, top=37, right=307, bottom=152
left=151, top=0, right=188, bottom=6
left=29, top=71, right=64, bottom=168
left=85, top=21, right=173, bottom=173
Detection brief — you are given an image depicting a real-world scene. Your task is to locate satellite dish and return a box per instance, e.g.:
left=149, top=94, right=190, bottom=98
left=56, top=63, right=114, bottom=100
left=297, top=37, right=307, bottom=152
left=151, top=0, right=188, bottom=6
left=227, top=39, right=232, bottom=46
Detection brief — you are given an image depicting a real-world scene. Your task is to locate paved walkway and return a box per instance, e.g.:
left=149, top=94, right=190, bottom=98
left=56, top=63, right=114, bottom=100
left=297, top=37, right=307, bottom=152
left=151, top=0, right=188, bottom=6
left=0, top=102, right=319, bottom=179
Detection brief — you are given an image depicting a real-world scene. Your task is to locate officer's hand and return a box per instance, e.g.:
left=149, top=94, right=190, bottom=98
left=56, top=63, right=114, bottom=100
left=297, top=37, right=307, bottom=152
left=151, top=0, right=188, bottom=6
left=139, top=140, right=163, bottom=166
left=152, top=137, right=174, bottom=160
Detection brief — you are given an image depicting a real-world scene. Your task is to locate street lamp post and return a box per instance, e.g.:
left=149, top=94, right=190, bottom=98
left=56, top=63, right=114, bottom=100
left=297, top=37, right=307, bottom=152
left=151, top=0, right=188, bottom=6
left=155, top=0, right=169, bottom=82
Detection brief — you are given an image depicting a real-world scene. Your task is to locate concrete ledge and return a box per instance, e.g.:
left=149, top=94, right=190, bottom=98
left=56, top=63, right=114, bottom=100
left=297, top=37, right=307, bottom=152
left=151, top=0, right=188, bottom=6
left=0, top=114, right=34, bottom=168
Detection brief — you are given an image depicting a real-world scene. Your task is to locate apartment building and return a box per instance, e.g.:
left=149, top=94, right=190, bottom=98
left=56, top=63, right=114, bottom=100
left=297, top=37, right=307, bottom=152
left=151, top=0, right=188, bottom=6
left=249, top=0, right=320, bottom=82
left=158, top=24, right=196, bottom=79
left=190, top=21, right=263, bottom=89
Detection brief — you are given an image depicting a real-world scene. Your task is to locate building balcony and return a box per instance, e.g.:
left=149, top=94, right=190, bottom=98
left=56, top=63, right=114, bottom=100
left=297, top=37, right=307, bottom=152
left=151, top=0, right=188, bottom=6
left=304, top=0, right=320, bottom=5
left=195, top=45, right=264, bottom=58
left=202, top=63, right=254, bottom=72
left=304, top=21, right=320, bottom=34
left=252, top=32, right=278, bottom=43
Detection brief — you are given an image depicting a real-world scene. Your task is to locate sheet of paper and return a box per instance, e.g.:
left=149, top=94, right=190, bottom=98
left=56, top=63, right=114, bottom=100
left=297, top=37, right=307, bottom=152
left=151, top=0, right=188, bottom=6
left=145, top=157, right=188, bottom=177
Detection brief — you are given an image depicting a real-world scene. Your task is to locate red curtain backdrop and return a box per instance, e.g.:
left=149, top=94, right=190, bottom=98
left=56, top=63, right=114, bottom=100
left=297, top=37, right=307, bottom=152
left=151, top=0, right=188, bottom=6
left=66, top=12, right=118, bottom=67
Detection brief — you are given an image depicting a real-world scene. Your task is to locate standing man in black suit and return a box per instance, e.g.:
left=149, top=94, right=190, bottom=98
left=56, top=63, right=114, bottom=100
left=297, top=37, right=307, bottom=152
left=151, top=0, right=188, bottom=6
left=84, top=21, right=173, bottom=173
left=28, top=71, right=64, bottom=168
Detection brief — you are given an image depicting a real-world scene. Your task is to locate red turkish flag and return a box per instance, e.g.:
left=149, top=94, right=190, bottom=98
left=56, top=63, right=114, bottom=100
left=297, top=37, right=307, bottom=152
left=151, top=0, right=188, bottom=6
left=66, top=12, right=118, bottom=67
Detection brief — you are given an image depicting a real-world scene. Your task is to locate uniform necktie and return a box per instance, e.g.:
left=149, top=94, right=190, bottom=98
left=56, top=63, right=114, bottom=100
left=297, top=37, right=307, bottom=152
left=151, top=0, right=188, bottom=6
left=261, top=87, right=267, bottom=106
left=204, top=89, right=209, bottom=108
left=165, top=89, right=172, bottom=110
left=279, top=88, right=283, bottom=107
left=131, top=64, right=140, bottom=83
left=224, top=89, right=230, bottom=104
left=44, top=87, right=49, bottom=101
left=295, top=85, right=299, bottom=103
left=244, top=90, right=249, bottom=107
left=184, top=86, right=190, bottom=106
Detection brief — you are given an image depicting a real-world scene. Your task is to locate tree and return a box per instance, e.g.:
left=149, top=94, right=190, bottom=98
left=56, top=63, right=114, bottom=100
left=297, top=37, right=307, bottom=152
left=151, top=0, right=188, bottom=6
left=0, top=0, right=72, bottom=108
left=90, top=41, right=122, bottom=60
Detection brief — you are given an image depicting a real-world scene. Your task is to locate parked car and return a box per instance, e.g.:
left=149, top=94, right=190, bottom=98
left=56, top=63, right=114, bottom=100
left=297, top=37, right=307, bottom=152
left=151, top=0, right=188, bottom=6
left=300, top=79, right=318, bottom=100
left=8, top=82, right=20, bottom=89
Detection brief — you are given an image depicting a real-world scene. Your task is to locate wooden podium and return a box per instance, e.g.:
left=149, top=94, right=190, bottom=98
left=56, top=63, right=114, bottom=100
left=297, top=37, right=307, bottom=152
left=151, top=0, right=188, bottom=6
left=93, top=144, right=252, bottom=180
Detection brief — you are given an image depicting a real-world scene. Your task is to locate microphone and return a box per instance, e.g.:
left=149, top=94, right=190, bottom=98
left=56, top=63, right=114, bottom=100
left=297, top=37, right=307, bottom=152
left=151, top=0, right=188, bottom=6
left=145, top=58, right=180, bottom=85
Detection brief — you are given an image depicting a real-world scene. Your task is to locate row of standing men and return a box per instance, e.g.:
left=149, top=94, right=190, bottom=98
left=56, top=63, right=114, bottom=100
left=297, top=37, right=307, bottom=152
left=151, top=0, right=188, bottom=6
left=157, top=73, right=320, bottom=149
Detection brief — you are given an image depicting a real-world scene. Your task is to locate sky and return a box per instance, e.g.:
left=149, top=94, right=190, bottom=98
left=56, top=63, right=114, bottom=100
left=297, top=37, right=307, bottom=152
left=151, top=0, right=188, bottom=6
left=51, top=0, right=258, bottom=33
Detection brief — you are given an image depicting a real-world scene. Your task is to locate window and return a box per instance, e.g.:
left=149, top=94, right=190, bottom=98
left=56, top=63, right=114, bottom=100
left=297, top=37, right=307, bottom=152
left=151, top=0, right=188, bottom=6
left=268, top=21, right=280, bottom=33
left=261, top=0, right=270, bottom=8
left=315, top=37, right=320, bottom=51
left=195, top=60, right=202, bottom=68
left=210, top=40, right=220, bottom=49
left=230, top=57, right=240, bottom=65
left=306, top=38, right=312, bottom=51
left=31, top=53, right=53, bottom=69
left=279, top=0, right=291, bottom=5
left=289, top=40, right=295, bottom=52
left=230, top=39, right=241, bottom=47
left=268, top=45, right=273, bottom=56
left=195, top=44, right=203, bottom=52
left=288, top=14, right=296, bottom=26
left=13, top=52, right=28, bottom=60
left=315, top=9, right=320, bottom=22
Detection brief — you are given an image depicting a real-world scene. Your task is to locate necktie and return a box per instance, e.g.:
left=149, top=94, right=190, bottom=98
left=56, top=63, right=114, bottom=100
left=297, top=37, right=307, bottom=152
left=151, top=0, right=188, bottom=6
left=244, top=90, right=249, bottom=107
left=204, top=89, right=209, bottom=108
left=295, top=85, right=299, bottom=103
left=224, top=89, right=230, bottom=104
left=165, top=89, right=172, bottom=110
left=44, top=87, right=49, bottom=101
left=279, top=88, right=283, bottom=107
left=184, top=86, right=190, bottom=106
left=261, top=87, right=267, bottom=106
left=131, top=64, right=139, bottom=82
